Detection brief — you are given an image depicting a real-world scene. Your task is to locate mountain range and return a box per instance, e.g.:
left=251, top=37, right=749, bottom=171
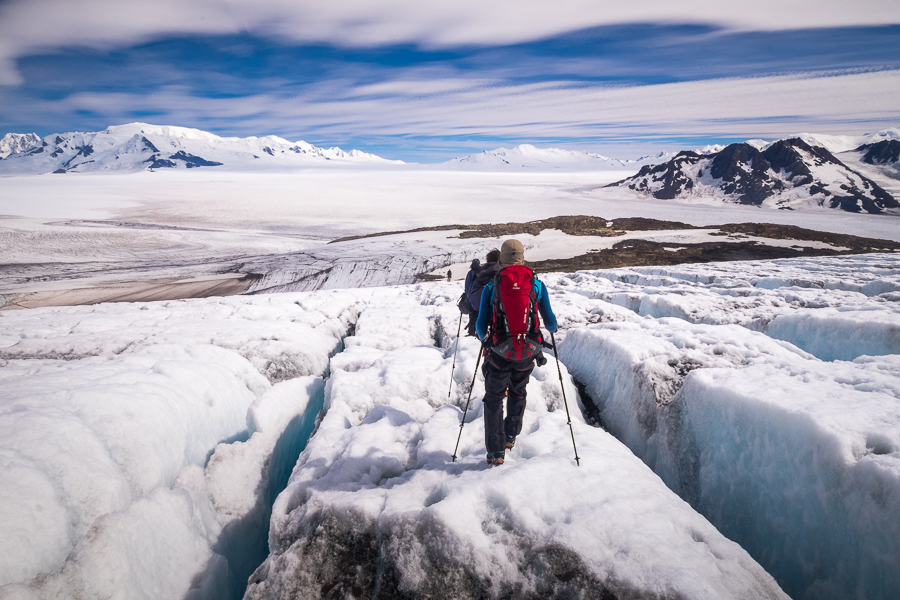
left=611, top=130, right=900, bottom=214
left=440, top=144, right=674, bottom=171
left=2, top=123, right=900, bottom=215
left=0, top=123, right=399, bottom=175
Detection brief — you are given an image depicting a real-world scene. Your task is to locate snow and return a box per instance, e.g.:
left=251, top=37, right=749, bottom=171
left=3, top=246, right=900, bottom=598
left=0, top=134, right=40, bottom=159
left=1, top=276, right=794, bottom=600
left=441, top=143, right=670, bottom=172
left=790, top=127, right=900, bottom=154
left=553, top=256, right=900, bottom=599
left=247, top=286, right=787, bottom=600
left=0, top=123, right=400, bottom=177
left=0, top=291, right=361, bottom=598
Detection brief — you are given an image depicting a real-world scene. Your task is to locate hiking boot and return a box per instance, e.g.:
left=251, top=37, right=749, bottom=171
left=486, top=452, right=505, bottom=466
left=505, top=435, right=516, bottom=450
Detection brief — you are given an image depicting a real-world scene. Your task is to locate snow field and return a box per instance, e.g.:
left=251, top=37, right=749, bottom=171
left=248, top=288, right=787, bottom=599
left=543, top=254, right=900, bottom=361
left=3, top=254, right=899, bottom=598
left=0, top=291, right=363, bottom=599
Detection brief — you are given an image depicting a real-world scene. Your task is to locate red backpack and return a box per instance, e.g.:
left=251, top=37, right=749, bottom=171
left=489, top=265, right=544, bottom=363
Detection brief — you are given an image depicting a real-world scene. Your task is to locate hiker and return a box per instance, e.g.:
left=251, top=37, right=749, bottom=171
left=476, top=239, right=557, bottom=466
left=464, top=249, right=500, bottom=336
left=447, top=269, right=452, bottom=282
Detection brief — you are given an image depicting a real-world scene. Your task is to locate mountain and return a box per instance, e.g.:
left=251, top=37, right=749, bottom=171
left=0, top=132, right=41, bottom=158
left=858, top=139, right=900, bottom=168
left=612, top=138, right=899, bottom=214
left=0, top=123, right=400, bottom=175
left=789, top=127, right=900, bottom=154
left=442, top=144, right=675, bottom=171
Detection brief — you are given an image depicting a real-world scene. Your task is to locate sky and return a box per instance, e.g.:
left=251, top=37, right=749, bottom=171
left=0, top=0, right=898, bottom=162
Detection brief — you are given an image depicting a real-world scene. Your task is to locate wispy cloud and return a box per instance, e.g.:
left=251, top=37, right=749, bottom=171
left=0, top=4, right=898, bottom=160
left=1, top=0, right=899, bottom=85
left=4, top=69, right=896, bottom=161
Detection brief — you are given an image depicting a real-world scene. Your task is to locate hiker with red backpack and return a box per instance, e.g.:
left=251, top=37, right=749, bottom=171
left=475, top=239, right=557, bottom=466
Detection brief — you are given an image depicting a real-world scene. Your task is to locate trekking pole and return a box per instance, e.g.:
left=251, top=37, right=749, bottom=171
left=451, top=347, right=483, bottom=462
left=446, top=312, right=463, bottom=401
left=551, top=332, right=580, bottom=466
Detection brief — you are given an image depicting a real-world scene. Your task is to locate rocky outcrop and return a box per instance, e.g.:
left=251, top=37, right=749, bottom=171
left=859, top=140, right=900, bottom=166
left=613, top=138, right=899, bottom=214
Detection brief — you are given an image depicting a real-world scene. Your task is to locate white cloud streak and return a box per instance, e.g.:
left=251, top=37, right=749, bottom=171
left=1, top=0, right=899, bottom=85
left=13, top=70, right=897, bottom=155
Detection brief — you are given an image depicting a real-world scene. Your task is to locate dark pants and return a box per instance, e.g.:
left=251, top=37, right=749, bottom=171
left=482, top=354, right=534, bottom=455
left=466, top=311, right=478, bottom=337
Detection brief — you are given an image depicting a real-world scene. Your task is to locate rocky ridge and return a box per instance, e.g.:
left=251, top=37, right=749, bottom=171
left=612, top=138, right=899, bottom=214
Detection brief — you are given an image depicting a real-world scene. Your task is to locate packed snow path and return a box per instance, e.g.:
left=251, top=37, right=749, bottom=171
left=0, top=253, right=898, bottom=599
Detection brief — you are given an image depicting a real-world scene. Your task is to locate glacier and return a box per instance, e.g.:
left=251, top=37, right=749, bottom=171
left=0, top=253, right=899, bottom=599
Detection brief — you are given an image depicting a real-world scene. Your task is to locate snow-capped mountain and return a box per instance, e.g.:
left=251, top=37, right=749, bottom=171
left=857, top=139, right=900, bottom=179
left=0, top=132, right=41, bottom=159
left=613, top=138, right=899, bottom=214
left=0, top=123, right=401, bottom=175
left=442, top=144, right=674, bottom=171
left=789, top=127, right=900, bottom=154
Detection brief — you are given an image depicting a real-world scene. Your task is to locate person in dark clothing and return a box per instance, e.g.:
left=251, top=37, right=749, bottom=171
left=464, top=250, right=499, bottom=337
left=447, top=269, right=452, bottom=282
left=463, top=259, right=480, bottom=295
left=476, top=239, right=557, bottom=466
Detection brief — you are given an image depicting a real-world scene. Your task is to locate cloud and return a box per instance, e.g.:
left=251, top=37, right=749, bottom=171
left=5, top=69, right=896, bottom=160
left=2, top=0, right=899, bottom=85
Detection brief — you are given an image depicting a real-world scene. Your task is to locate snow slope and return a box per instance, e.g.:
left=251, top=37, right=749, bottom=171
left=0, top=133, right=40, bottom=159
left=442, top=144, right=673, bottom=171
left=0, top=123, right=399, bottom=176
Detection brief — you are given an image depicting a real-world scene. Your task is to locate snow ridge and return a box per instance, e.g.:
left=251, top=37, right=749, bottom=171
left=0, top=123, right=400, bottom=175
left=0, top=133, right=40, bottom=159
left=442, top=144, right=675, bottom=171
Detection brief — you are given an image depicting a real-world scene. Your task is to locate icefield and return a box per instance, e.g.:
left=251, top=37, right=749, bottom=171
left=1, top=253, right=899, bottom=599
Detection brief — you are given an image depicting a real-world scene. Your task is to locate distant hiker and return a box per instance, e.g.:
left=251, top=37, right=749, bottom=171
left=476, top=239, right=557, bottom=466
left=447, top=269, right=452, bottom=282
left=464, top=250, right=500, bottom=337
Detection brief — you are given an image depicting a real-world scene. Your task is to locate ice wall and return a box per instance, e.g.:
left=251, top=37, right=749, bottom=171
left=0, top=291, right=361, bottom=599
left=560, top=319, right=900, bottom=599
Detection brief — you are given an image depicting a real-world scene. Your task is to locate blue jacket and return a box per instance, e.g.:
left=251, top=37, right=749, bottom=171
left=476, top=278, right=557, bottom=341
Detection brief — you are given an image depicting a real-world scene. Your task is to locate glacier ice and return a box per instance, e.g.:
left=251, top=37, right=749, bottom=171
left=2, top=253, right=900, bottom=599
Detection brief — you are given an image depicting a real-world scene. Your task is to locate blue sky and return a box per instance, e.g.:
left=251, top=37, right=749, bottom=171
left=0, top=0, right=898, bottom=162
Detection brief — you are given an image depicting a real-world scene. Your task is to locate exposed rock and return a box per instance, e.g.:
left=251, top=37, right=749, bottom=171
left=859, top=140, right=900, bottom=165
left=170, top=150, right=223, bottom=168
left=612, top=138, right=899, bottom=213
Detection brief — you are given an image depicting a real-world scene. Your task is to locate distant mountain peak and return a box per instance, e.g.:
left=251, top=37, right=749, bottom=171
left=612, top=137, right=898, bottom=214
left=0, top=132, right=41, bottom=159
left=0, top=123, right=400, bottom=175
left=443, top=144, right=667, bottom=171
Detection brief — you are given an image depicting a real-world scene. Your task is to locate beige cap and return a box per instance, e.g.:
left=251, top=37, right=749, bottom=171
left=499, top=238, right=525, bottom=267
